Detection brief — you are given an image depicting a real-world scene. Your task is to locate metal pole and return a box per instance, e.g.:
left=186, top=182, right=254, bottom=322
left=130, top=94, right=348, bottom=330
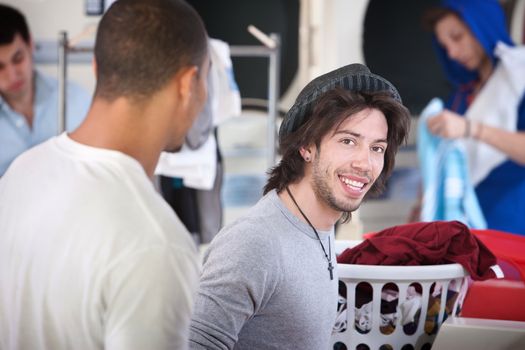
left=267, top=33, right=281, bottom=168
left=229, top=45, right=274, bottom=57
left=58, top=31, right=68, bottom=134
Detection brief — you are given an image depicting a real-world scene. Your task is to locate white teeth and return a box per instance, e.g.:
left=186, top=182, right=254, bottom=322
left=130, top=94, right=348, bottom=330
left=341, top=177, right=364, bottom=188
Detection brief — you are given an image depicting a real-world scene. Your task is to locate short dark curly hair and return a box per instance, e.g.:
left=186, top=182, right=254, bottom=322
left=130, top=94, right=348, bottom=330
left=0, top=4, right=31, bottom=45
left=94, top=0, right=208, bottom=102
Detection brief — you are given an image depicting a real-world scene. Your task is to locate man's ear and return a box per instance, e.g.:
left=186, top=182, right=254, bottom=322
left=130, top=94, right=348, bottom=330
left=177, top=65, right=199, bottom=108
left=299, top=146, right=314, bottom=162
left=92, top=58, right=97, bottom=77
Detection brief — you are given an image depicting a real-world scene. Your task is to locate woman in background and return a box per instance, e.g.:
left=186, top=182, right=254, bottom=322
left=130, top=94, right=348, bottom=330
left=422, top=0, right=525, bottom=235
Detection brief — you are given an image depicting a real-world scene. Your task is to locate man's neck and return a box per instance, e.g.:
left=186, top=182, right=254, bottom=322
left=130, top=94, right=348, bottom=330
left=69, top=98, right=166, bottom=178
left=478, top=57, right=493, bottom=87
left=279, top=182, right=342, bottom=231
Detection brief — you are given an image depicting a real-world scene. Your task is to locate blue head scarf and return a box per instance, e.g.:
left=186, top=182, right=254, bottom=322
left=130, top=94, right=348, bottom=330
left=433, top=0, right=514, bottom=86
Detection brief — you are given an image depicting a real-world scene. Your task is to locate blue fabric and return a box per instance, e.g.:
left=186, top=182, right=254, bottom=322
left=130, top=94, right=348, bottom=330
left=475, top=98, right=525, bottom=235
left=0, top=70, right=91, bottom=176
left=433, top=0, right=525, bottom=235
left=418, top=98, right=486, bottom=229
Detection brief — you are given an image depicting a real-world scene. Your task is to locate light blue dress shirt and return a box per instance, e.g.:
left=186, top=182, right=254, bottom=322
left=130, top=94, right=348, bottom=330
left=0, top=70, right=91, bottom=175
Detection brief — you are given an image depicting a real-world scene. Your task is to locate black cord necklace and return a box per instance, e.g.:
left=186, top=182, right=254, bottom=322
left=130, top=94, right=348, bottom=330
left=286, top=187, right=334, bottom=280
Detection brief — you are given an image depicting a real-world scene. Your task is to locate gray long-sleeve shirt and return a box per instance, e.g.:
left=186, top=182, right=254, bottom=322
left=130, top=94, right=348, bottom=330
left=189, top=190, right=338, bottom=349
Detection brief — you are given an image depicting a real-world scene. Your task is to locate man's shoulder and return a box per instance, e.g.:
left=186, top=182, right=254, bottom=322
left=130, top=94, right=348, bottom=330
left=230, top=200, right=274, bottom=225
left=221, top=192, right=283, bottom=232
left=209, top=206, right=285, bottom=257
left=4, top=136, right=57, bottom=170
left=218, top=215, right=269, bottom=241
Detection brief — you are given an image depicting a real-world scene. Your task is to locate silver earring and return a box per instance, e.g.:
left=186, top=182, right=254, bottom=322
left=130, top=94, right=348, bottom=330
left=305, top=156, right=310, bottom=162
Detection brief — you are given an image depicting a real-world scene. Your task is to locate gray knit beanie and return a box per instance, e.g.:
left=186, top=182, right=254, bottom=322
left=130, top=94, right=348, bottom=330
left=279, top=63, right=402, bottom=141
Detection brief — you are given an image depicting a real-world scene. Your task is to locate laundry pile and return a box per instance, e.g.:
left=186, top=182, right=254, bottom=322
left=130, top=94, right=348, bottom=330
left=333, top=221, right=502, bottom=339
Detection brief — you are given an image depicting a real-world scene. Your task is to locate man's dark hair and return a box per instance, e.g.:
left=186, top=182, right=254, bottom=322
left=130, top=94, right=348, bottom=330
left=264, top=87, right=411, bottom=199
left=94, top=0, right=208, bottom=102
left=0, top=4, right=31, bottom=45
left=421, top=7, right=459, bottom=32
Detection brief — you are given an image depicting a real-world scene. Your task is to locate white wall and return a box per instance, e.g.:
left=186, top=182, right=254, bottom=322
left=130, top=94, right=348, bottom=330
left=280, top=0, right=369, bottom=110
left=311, top=0, right=368, bottom=77
left=5, top=0, right=98, bottom=38
left=8, top=0, right=373, bottom=103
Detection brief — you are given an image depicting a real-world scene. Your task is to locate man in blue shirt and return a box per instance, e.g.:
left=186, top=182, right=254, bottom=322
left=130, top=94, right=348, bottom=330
left=0, top=4, right=91, bottom=176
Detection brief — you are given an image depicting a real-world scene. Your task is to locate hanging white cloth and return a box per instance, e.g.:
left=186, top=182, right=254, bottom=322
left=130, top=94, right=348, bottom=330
left=156, top=136, right=217, bottom=190
left=208, top=38, right=242, bottom=126
left=154, top=38, right=241, bottom=190
left=464, top=42, right=525, bottom=185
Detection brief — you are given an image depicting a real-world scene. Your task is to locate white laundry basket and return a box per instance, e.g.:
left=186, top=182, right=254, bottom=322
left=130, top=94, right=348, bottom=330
left=332, top=240, right=469, bottom=350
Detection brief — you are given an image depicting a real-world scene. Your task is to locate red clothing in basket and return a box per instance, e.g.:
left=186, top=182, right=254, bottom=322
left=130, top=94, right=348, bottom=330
left=337, top=221, right=497, bottom=280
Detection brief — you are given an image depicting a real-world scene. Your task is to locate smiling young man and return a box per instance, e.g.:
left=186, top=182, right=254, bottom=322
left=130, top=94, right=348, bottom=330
left=0, top=4, right=91, bottom=176
left=189, top=63, right=411, bottom=350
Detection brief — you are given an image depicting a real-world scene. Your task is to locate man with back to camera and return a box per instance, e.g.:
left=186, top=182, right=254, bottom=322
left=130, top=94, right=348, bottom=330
left=0, top=4, right=91, bottom=176
left=189, top=63, right=411, bottom=349
left=0, top=0, right=209, bottom=349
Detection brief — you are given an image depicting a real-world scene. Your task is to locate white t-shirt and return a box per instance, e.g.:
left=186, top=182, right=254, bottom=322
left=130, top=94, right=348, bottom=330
left=0, top=133, right=200, bottom=350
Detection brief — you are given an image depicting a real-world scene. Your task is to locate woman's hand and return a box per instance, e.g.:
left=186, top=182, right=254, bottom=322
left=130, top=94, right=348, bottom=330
left=427, top=109, right=525, bottom=165
left=427, top=109, right=467, bottom=139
